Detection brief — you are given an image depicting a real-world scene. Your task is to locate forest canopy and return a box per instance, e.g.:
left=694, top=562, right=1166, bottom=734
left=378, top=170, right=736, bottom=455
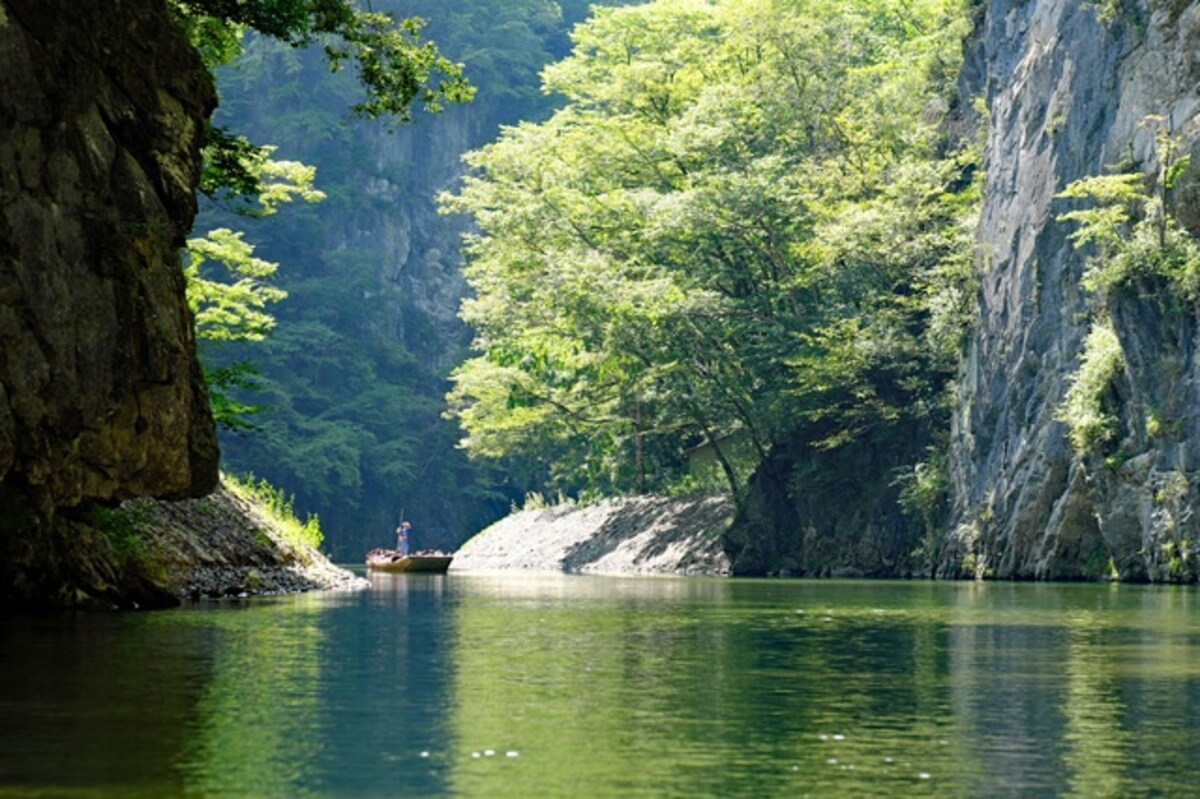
left=172, top=0, right=473, bottom=120
left=185, top=0, right=979, bottom=554
left=441, top=0, right=979, bottom=501
left=188, top=0, right=621, bottom=555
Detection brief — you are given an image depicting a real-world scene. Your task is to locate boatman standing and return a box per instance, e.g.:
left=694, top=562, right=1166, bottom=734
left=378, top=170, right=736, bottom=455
left=396, top=521, right=411, bottom=556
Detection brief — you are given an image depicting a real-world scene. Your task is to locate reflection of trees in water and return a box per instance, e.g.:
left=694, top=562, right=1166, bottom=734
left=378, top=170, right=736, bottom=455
left=445, top=578, right=979, bottom=796
left=946, top=584, right=1200, bottom=796
left=0, top=614, right=210, bottom=795
left=1062, top=623, right=1131, bottom=798
left=3, top=580, right=1197, bottom=796
left=181, top=603, right=325, bottom=796
left=446, top=577, right=736, bottom=796
left=182, top=585, right=458, bottom=797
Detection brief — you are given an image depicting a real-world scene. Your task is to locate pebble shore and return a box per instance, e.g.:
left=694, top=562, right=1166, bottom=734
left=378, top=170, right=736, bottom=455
left=127, top=481, right=368, bottom=601
left=452, top=494, right=733, bottom=576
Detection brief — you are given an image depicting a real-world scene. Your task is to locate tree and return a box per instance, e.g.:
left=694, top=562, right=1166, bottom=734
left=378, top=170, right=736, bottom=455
left=442, top=0, right=977, bottom=501
left=173, top=0, right=473, bottom=121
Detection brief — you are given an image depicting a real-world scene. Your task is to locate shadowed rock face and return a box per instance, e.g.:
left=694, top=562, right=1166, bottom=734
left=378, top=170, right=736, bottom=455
left=945, top=1, right=1200, bottom=581
left=727, top=425, right=934, bottom=578
left=0, top=0, right=219, bottom=604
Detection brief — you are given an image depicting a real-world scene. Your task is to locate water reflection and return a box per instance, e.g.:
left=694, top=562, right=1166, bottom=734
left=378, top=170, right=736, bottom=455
left=0, top=578, right=1198, bottom=796
left=0, top=612, right=211, bottom=797
left=441, top=577, right=1200, bottom=797
left=177, top=601, right=326, bottom=797
left=447, top=577, right=925, bottom=795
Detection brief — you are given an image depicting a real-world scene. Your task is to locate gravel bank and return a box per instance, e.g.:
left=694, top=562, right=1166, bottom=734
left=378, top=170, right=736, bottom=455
left=128, top=481, right=367, bottom=600
left=452, top=495, right=733, bottom=576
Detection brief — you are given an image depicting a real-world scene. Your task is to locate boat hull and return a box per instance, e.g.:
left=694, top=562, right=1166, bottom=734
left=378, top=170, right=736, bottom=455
left=366, top=553, right=453, bottom=573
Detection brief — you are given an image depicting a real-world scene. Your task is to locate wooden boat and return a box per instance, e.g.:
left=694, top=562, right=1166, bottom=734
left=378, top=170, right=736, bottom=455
left=366, top=548, right=453, bottom=573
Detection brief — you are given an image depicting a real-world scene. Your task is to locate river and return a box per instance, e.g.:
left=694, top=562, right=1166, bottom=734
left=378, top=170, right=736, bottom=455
left=1, top=573, right=1198, bottom=797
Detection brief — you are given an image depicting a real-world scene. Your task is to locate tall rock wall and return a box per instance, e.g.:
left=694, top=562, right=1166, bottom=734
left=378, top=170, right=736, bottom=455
left=322, top=108, right=476, bottom=372
left=0, top=0, right=219, bottom=603
left=944, top=0, right=1200, bottom=580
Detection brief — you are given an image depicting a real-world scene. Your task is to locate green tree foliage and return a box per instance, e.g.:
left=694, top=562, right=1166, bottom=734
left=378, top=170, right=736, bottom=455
left=1056, top=125, right=1200, bottom=302
left=197, top=0, right=624, bottom=556
left=186, top=227, right=287, bottom=430
left=172, top=0, right=473, bottom=121
left=188, top=229, right=285, bottom=344
left=187, top=146, right=327, bottom=430
left=442, top=0, right=978, bottom=500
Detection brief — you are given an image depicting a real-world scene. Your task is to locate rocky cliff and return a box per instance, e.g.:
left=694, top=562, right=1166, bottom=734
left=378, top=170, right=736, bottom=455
left=730, top=0, right=1200, bottom=583
left=0, top=0, right=220, bottom=605
left=727, top=425, right=933, bottom=578
left=943, top=0, right=1200, bottom=581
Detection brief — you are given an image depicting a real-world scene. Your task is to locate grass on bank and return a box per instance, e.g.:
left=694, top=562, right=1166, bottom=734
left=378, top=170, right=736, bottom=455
left=223, top=472, right=324, bottom=551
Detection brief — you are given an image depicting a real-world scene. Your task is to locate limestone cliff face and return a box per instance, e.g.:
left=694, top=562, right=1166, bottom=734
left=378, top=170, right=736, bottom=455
left=0, top=0, right=219, bottom=603
left=323, top=108, right=475, bottom=372
left=944, top=1, right=1200, bottom=580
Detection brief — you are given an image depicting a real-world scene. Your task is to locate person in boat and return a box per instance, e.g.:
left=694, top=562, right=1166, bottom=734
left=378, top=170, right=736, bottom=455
left=395, top=520, right=411, bottom=557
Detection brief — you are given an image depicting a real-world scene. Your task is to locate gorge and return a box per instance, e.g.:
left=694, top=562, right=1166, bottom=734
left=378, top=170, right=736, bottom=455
left=3, top=0, right=1200, bottom=606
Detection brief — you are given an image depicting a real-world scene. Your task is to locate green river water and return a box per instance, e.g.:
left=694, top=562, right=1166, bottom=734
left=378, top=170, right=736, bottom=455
left=1, top=573, right=1198, bottom=797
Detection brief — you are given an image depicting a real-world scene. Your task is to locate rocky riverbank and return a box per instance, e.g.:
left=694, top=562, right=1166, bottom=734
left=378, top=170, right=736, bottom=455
left=451, top=495, right=733, bottom=576
left=112, top=481, right=366, bottom=604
